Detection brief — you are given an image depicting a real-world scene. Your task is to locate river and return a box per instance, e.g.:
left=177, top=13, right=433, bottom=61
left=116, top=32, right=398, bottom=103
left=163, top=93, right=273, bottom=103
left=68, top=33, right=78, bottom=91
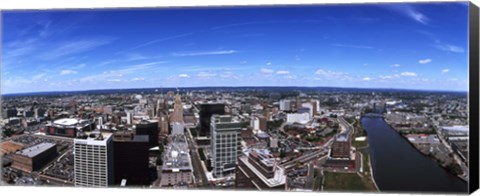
left=361, top=115, right=468, bottom=193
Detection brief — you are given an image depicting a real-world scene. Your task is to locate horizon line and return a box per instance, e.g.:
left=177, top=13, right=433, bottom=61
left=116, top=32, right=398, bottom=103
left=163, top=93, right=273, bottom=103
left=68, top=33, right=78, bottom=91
left=1, top=85, right=468, bottom=96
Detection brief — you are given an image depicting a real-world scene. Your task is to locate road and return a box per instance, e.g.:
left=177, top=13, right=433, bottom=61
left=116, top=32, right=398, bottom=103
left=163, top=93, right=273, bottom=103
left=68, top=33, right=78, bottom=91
left=185, top=127, right=211, bottom=188
left=436, top=129, right=469, bottom=181
left=337, top=116, right=354, bottom=135
left=279, top=117, right=350, bottom=169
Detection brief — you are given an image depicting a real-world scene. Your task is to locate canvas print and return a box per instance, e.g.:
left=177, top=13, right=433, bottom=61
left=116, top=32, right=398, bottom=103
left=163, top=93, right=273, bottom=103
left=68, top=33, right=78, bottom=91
left=0, top=2, right=476, bottom=194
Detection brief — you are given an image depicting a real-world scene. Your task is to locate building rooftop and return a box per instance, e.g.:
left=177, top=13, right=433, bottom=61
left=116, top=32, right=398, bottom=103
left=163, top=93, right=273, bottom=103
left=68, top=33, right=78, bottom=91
left=335, top=133, right=349, bottom=142
left=238, top=153, right=285, bottom=187
left=53, top=118, right=78, bottom=126
left=442, top=126, right=468, bottom=132
left=75, top=130, right=112, bottom=143
left=16, top=142, right=56, bottom=158
left=162, top=135, right=192, bottom=171
left=249, top=148, right=274, bottom=167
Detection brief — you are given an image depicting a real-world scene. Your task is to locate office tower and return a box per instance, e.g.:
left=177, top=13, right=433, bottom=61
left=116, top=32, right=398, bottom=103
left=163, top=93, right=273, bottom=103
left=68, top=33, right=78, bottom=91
left=171, top=94, right=184, bottom=123
left=97, top=117, right=104, bottom=126
left=113, top=132, right=150, bottom=186
left=324, top=133, right=355, bottom=170
left=258, top=116, right=267, bottom=131
left=279, top=99, right=291, bottom=111
left=74, top=132, right=114, bottom=187
left=296, top=96, right=302, bottom=110
left=126, top=112, right=132, bottom=125
left=158, top=111, right=169, bottom=138
left=210, top=115, right=242, bottom=178
left=250, top=116, right=260, bottom=131
left=6, top=108, right=18, bottom=118
left=263, top=107, right=271, bottom=121
left=136, top=120, right=159, bottom=147
left=199, top=103, right=225, bottom=136
left=330, top=133, right=351, bottom=159
left=311, top=100, right=318, bottom=116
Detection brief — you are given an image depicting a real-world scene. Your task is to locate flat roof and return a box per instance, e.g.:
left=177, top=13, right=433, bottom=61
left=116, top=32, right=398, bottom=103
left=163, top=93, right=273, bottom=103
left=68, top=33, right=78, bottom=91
left=75, top=131, right=113, bottom=145
left=442, top=126, right=469, bottom=132
left=16, top=142, right=56, bottom=158
left=54, top=118, right=79, bottom=126
left=162, top=135, right=192, bottom=171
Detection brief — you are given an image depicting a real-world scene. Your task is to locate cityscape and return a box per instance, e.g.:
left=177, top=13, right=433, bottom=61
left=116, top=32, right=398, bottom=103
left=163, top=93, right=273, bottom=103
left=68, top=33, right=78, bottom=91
left=0, top=2, right=472, bottom=194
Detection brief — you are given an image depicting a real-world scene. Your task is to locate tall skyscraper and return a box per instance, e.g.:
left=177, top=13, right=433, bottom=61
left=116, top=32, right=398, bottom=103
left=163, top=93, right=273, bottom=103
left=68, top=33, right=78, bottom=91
left=74, top=132, right=114, bottom=187
left=112, top=132, right=150, bottom=186
left=296, top=96, right=302, bottom=110
left=199, top=103, right=225, bottom=136
left=210, top=115, right=242, bottom=178
left=126, top=111, right=132, bottom=125
left=311, top=100, right=318, bottom=116
left=171, top=94, right=184, bottom=123
left=136, top=120, right=159, bottom=147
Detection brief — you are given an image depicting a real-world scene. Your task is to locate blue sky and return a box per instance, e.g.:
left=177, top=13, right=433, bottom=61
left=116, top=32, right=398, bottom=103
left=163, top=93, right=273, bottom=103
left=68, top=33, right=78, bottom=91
left=2, top=2, right=470, bottom=94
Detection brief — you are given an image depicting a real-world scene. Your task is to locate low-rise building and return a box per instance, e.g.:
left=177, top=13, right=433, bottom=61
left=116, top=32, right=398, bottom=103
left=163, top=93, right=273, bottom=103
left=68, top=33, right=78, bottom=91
left=12, top=142, right=58, bottom=173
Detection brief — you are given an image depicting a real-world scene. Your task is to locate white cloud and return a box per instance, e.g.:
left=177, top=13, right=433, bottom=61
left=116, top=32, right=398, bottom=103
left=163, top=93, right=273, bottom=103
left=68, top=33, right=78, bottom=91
left=266, top=62, right=272, bottom=66
left=284, top=75, right=297, bottom=79
left=315, top=69, right=347, bottom=76
left=418, top=59, right=432, bottom=64
left=178, top=74, right=190, bottom=78
left=38, top=38, right=115, bottom=60
left=107, top=79, right=122, bottom=82
left=260, top=68, right=274, bottom=74
left=276, top=70, right=290, bottom=75
left=405, top=8, right=429, bottom=24
left=80, top=61, right=164, bottom=82
left=60, top=70, right=78, bottom=75
left=197, top=72, right=217, bottom=78
left=379, top=75, right=401, bottom=80
left=390, top=64, right=401, bottom=67
left=441, top=69, right=450, bottom=74
left=171, top=50, right=237, bottom=57
left=434, top=41, right=464, bottom=53
left=401, top=72, right=417, bottom=77
left=220, top=72, right=239, bottom=79
left=362, top=77, right=372, bottom=81
left=132, top=77, right=145, bottom=81
left=32, top=73, right=46, bottom=80
left=127, top=33, right=193, bottom=51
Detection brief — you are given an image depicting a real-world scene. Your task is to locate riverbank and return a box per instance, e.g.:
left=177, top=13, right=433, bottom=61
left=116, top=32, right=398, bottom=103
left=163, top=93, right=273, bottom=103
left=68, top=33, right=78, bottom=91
left=351, top=119, right=379, bottom=192
left=360, top=115, right=468, bottom=193
left=383, top=117, right=466, bottom=182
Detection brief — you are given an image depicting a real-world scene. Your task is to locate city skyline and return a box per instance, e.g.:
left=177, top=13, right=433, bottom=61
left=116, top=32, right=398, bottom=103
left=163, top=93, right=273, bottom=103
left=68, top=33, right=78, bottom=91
left=2, top=2, right=470, bottom=94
